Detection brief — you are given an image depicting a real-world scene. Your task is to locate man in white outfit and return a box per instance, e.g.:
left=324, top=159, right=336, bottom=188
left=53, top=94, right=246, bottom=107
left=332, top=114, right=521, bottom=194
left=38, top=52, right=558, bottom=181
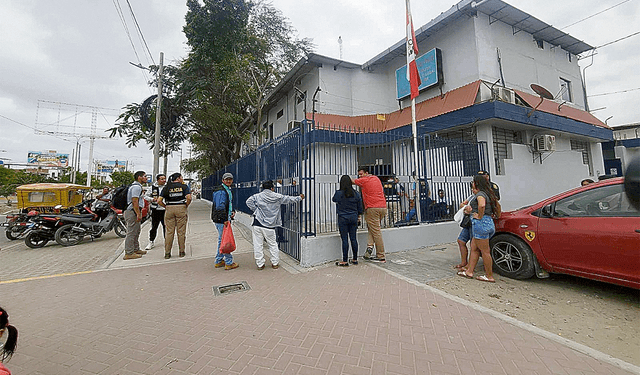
left=246, top=180, right=304, bottom=269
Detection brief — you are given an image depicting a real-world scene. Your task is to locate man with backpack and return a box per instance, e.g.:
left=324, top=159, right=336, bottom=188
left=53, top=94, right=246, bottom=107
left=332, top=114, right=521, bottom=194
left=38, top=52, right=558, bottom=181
left=123, top=171, right=149, bottom=260
left=211, top=173, right=238, bottom=270
left=143, top=174, right=167, bottom=250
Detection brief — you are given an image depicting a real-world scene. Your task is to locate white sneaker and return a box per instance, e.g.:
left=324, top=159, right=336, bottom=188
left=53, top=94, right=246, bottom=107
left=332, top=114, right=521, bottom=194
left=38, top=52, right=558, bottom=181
left=145, top=241, right=155, bottom=250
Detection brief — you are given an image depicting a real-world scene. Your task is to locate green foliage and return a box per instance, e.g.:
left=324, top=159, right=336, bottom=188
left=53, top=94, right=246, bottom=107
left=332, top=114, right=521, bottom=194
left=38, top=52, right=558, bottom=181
left=179, top=0, right=313, bottom=177
left=110, top=171, right=134, bottom=187
left=0, top=167, right=54, bottom=202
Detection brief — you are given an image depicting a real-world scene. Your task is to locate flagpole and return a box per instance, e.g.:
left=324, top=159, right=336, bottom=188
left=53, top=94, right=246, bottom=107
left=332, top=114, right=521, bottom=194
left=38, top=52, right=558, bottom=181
left=411, top=98, right=421, bottom=223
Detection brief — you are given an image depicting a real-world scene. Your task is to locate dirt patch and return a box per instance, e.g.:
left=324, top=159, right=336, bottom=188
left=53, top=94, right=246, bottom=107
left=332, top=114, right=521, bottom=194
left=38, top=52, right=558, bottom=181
left=427, top=270, right=640, bottom=366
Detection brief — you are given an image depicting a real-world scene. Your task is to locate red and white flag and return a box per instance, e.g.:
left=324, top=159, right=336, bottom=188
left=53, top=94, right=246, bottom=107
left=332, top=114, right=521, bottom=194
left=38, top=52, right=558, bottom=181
left=406, top=0, right=421, bottom=99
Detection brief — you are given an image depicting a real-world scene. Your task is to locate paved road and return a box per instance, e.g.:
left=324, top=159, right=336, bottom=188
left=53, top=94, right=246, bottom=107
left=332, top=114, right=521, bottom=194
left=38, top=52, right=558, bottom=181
left=1, top=200, right=637, bottom=374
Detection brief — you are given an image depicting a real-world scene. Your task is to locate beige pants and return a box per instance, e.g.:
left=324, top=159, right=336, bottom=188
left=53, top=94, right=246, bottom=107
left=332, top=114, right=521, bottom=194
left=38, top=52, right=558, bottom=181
left=365, top=207, right=387, bottom=258
left=164, top=204, right=188, bottom=255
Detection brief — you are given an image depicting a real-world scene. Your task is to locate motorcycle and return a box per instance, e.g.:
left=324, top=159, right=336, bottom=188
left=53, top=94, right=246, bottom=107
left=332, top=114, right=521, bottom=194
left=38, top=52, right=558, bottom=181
left=2, top=212, right=31, bottom=240
left=55, top=201, right=127, bottom=246
left=22, top=213, right=69, bottom=248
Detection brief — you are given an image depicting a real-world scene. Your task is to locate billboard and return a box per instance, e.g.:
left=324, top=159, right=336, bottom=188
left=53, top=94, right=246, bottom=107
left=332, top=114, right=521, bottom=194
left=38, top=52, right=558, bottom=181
left=96, top=160, right=127, bottom=174
left=395, top=48, right=444, bottom=100
left=27, top=151, right=69, bottom=167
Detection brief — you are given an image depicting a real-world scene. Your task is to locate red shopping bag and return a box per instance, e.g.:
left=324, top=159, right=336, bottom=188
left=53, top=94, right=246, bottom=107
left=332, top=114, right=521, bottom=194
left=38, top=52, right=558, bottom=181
left=220, top=222, right=236, bottom=254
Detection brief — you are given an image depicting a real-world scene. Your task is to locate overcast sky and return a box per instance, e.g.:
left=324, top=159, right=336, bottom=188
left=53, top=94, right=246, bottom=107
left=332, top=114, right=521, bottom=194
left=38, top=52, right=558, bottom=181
left=0, top=0, right=638, bottom=177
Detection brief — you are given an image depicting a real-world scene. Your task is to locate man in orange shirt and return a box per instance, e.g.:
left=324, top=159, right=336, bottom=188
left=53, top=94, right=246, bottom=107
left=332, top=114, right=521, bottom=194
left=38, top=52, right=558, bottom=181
left=353, top=166, right=387, bottom=263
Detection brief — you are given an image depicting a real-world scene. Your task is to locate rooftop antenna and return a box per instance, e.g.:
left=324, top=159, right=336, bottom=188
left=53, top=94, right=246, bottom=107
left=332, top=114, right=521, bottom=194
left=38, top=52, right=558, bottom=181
left=338, top=36, right=343, bottom=60
left=528, top=84, right=554, bottom=117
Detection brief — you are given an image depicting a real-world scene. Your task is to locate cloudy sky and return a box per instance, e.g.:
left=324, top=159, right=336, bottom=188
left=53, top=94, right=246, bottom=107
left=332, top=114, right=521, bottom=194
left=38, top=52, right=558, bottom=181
left=1, top=0, right=638, bottom=177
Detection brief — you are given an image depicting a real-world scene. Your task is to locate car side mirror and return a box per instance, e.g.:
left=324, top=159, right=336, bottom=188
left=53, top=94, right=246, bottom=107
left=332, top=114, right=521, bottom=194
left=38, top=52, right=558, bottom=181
left=541, top=204, right=553, bottom=217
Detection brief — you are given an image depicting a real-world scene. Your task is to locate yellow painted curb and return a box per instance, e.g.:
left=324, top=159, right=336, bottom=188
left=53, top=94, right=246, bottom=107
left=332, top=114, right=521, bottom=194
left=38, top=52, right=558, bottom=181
left=0, top=270, right=95, bottom=285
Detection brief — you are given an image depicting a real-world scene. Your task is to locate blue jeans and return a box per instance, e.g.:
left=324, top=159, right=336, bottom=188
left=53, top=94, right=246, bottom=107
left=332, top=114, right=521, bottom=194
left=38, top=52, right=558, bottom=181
left=338, top=215, right=358, bottom=262
left=215, top=222, right=233, bottom=265
left=471, top=216, right=495, bottom=240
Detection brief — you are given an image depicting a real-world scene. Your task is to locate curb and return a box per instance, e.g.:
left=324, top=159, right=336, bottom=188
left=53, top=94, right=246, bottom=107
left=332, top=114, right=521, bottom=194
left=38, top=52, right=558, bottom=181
left=368, top=262, right=640, bottom=375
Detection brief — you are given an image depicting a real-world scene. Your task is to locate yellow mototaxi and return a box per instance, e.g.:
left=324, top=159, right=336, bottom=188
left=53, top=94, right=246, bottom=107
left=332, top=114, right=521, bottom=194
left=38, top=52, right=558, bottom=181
left=16, top=183, right=88, bottom=213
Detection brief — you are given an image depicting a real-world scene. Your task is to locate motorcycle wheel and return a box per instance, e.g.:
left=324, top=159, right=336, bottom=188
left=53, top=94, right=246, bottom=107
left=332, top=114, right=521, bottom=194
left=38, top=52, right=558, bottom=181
left=5, top=226, right=22, bottom=240
left=55, top=224, right=84, bottom=246
left=114, top=219, right=127, bottom=238
left=25, top=232, right=49, bottom=248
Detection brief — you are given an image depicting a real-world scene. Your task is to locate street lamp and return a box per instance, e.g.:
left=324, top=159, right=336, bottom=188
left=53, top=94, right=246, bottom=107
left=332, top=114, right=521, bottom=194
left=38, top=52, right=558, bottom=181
left=130, top=51, right=164, bottom=178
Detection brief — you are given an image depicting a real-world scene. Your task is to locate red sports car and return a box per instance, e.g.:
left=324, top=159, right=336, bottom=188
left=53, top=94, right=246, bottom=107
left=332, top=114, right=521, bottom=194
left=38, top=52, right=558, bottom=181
left=490, top=177, right=639, bottom=289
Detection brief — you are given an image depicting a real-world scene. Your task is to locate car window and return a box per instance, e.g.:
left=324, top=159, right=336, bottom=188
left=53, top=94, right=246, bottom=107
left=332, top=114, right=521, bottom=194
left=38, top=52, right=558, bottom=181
left=554, top=184, right=639, bottom=218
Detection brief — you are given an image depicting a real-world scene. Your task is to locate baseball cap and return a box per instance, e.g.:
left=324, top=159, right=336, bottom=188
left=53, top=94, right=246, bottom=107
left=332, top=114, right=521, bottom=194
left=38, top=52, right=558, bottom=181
left=222, top=172, right=233, bottom=180
left=477, top=170, right=489, bottom=177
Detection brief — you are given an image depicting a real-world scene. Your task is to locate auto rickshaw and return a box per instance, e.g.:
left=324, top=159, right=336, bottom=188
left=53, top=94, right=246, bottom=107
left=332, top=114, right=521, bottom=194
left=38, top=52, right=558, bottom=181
left=15, top=183, right=88, bottom=213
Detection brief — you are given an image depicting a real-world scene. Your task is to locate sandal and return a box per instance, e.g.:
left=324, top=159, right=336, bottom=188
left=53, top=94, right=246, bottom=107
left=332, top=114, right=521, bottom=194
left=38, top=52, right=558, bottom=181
left=349, top=259, right=358, bottom=265
left=475, top=275, right=495, bottom=283
left=456, top=270, right=473, bottom=279
left=453, top=264, right=467, bottom=270
left=335, top=261, right=349, bottom=267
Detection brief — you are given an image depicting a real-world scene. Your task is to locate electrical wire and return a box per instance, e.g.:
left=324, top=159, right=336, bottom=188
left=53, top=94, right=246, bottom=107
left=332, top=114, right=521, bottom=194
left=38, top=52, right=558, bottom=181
left=125, top=0, right=155, bottom=65
left=560, top=0, right=632, bottom=30
left=112, top=0, right=149, bottom=83
left=595, top=31, right=640, bottom=49
left=588, top=87, right=640, bottom=97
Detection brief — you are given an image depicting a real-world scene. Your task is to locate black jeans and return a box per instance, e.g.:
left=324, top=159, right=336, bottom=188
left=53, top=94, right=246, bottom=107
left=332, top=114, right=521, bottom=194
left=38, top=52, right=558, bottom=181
left=149, top=209, right=166, bottom=241
left=338, top=215, right=358, bottom=262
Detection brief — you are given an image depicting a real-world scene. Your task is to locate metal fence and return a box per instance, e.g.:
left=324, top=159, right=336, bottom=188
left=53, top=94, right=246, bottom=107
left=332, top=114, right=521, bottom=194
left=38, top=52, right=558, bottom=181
left=203, top=121, right=489, bottom=261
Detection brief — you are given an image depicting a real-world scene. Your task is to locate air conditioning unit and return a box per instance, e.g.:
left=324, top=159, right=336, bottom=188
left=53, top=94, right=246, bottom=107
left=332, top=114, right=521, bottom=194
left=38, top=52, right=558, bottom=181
left=492, top=87, right=515, bottom=104
left=532, top=134, right=556, bottom=152
left=288, top=120, right=302, bottom=131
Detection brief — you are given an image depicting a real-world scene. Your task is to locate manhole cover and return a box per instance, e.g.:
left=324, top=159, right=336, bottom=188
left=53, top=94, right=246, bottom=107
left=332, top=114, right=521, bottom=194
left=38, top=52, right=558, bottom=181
left=213, top=281, right=251, bottom=296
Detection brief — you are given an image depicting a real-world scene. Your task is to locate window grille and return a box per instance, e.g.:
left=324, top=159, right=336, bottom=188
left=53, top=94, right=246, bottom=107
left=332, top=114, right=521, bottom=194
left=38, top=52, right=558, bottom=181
left=570, top=139, right=592, bottom=174
left=492, top=127, right=523, bottom=175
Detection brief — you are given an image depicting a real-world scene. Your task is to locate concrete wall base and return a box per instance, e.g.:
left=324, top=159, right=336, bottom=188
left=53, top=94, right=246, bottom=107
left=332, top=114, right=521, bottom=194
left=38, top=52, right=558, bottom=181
left=213, top=203, right=462, bottom=268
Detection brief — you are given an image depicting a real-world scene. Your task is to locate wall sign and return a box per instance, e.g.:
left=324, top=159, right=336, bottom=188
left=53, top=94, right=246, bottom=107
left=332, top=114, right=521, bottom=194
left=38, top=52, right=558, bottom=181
left=395, top=48, right=444, bottom=100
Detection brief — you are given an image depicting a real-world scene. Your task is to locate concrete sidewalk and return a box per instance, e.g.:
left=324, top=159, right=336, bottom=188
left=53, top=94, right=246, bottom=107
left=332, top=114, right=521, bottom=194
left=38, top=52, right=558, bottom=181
left=1, top=200, right=637, bottom=374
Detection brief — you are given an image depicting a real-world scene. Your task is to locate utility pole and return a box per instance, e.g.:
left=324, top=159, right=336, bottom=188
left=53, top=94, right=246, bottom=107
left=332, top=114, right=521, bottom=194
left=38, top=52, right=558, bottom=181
left=153, top=52, right=164, bottom=178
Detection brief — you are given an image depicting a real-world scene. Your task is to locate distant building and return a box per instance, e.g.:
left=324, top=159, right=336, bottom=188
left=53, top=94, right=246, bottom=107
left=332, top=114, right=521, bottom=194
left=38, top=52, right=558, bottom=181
left=603, top=123, right=640, bottom=176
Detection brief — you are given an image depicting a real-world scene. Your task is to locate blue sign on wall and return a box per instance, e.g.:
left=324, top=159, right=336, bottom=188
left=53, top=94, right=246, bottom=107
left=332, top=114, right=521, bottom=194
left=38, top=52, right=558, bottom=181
left=396, top=48, right=443, bottom=100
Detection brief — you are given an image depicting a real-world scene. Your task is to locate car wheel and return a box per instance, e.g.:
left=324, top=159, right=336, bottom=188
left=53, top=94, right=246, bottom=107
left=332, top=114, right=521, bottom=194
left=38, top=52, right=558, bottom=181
left=55, top=224, right=84, bottom=246
left=25, top=232, right=49, bottom=248
left=490, top=234, right=536, bottom=279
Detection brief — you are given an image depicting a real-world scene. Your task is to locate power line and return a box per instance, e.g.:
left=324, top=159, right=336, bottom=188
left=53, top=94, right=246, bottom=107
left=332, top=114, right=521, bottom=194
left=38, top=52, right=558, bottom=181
left=595, top=30, right=640, bottom=49
left=588, top=87, right=640, bottom=97
left=560, top=0, right=632, bottom=30
left=125, top=0, right=155, bottom=65
left=112, top=0, right=149, bottom=83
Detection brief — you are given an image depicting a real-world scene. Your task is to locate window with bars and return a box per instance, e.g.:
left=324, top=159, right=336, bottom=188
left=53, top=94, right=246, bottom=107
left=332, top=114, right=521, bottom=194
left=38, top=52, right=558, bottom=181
left=570, top=139, right=592, bottom=174
left=492, top=127, right=524, bottom=175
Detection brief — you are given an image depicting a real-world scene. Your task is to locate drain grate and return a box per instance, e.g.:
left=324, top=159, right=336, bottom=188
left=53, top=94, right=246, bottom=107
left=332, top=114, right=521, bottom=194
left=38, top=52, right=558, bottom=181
left=213, top=281, right=251, bottom=296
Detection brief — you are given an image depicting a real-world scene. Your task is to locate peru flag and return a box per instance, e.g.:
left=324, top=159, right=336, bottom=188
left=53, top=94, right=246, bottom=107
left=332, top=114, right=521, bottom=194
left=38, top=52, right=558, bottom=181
left=406, top=0, right=421, bottom=99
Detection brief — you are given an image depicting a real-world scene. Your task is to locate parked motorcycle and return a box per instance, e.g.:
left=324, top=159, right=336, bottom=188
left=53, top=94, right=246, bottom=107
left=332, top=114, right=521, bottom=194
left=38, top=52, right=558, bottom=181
left=55, top=201, right=127, bottom=246
left=2, top=212, right=31, bottom=240
left=22, top=213, right=70, bottom=248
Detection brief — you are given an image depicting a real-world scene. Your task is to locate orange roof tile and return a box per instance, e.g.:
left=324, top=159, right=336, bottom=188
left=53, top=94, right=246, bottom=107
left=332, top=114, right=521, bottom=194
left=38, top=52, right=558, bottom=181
left=514, top=89, right=608, bottom=128
left=313, top=81, right=481, bottom=132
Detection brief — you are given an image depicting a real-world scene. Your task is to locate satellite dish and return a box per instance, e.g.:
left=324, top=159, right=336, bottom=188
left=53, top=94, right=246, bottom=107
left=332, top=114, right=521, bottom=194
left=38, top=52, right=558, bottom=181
left=528, top=83, right=553, bottom=117
left=531, top=84, right=554, bottom=99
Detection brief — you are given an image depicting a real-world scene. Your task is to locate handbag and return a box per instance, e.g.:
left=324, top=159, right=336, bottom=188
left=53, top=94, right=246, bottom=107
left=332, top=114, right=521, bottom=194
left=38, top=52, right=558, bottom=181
left=455, top=195, right=475, bottom=228
left=219, top=222, right=236, bottom=254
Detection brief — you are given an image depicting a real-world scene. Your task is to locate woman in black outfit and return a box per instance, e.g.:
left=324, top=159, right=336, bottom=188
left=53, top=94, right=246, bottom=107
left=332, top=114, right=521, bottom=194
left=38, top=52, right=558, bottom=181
left=332, top=175, right=364, bottom=266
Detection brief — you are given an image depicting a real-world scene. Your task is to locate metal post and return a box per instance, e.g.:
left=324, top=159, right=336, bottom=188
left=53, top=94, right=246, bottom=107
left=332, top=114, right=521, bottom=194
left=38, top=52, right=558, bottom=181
left=153, top=52, right=164, bottom=177
left=411, top=98, right=421, bottom=223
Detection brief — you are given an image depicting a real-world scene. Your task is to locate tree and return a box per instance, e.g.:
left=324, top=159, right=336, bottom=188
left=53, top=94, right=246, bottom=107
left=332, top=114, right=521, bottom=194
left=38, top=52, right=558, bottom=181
left=179, top=0, right=313, bottom=177
left=108, top=65, right=190, bottom=174
left=110, top=171, right=134, bottom=187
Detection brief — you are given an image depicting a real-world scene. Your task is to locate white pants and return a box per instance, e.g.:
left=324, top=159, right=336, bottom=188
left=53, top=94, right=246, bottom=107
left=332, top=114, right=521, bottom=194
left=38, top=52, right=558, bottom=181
left=252, top=226, right=279, bottom=267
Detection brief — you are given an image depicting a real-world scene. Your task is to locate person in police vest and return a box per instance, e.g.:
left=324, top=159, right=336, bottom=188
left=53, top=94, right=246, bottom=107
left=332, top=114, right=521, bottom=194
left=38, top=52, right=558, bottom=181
left=158, top=173, right=192, bottom=259
left=144, top=174, right=167, bottom=250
